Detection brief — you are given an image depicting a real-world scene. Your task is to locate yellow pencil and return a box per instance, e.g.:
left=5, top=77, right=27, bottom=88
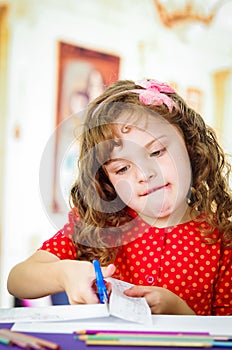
left=84, top=339, right=213, bottom=347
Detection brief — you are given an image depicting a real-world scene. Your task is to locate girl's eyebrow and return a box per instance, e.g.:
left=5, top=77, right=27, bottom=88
left=105, top=136, right=166, bottom=166
left=144, top=135, right=166, bottom=149
left=104, top=157, right=125, bottom=166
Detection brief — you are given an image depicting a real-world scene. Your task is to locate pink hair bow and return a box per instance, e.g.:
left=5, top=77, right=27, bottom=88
left=132, top=79, right=176, bottom=112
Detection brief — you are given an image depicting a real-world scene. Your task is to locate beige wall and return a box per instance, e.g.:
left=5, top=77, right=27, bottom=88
left=0, top=5, right=9, bottom=295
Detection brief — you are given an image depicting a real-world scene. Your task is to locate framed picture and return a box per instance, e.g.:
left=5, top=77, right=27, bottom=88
left=52, top=42, right=120, bottom=214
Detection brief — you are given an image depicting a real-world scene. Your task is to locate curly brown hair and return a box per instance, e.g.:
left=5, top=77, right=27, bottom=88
left=70, top=79, right=232, bottom=264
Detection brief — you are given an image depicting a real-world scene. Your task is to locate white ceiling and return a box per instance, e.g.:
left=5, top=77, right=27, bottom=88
left=49, top=0, right=232, bottom=64
left=3, top=0, right=232, bottom=71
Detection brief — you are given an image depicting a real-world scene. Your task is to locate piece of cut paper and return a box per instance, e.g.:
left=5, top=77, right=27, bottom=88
left=0, top=278, right=151, bottom=325
left=107, top=277, right=152, bottom=325
left=0, top=304, right=108, bottom=323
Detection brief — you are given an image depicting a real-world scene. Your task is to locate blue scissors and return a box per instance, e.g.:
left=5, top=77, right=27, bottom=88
left=93, top=259, right=109, bottom=305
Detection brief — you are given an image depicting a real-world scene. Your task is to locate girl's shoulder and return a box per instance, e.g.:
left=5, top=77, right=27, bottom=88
left=38, top=209, right=79, bottom=259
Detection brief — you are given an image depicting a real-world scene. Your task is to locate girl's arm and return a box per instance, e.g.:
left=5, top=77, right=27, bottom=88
left=7, top=250, right=115, bottom=304
left=124, top=285, right=195, bottom=315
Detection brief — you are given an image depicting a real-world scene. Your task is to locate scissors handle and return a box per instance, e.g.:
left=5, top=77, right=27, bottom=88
left=93, top=260, right=109, bottom=304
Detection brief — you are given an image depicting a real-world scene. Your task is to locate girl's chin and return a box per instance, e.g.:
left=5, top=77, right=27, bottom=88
left=139, top=203, right=191, bottom=227
left=138, top=208, right=173, bottom=224
left=143, top=204, right=173, bottom=218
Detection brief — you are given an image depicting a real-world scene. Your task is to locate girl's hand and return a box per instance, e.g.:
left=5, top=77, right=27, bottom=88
left=124, top=285, right=195, bottom=315
left=58, top=260, right=115, bottom=305
left=7, top=250, right=116, bottom=302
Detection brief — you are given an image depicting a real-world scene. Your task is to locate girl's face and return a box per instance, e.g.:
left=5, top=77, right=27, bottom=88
left=104, top=114, right=192, bottom=227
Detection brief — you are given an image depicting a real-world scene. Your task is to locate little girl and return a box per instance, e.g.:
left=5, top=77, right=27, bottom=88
left=7, top=78, right=232, bottom=315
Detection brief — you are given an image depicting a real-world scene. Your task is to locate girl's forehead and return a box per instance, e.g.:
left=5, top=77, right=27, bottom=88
left=111, top=113, right=179, bottom=140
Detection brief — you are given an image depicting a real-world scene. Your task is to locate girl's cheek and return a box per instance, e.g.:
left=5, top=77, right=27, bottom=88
left=114, top=180, right=133, bottom=203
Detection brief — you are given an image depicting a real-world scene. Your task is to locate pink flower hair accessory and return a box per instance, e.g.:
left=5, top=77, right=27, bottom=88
left=132, top=79, right=177, bottom=113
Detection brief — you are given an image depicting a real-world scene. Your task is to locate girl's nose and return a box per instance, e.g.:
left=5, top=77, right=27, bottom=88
left=137, top=162, right=157, bottom=183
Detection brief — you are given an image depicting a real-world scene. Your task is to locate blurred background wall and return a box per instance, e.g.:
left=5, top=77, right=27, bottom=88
left=0, top=0, right=231, bottom=307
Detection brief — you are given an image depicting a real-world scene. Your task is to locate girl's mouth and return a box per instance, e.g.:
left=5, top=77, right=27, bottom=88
left=140, top=183, right=170, bottom=196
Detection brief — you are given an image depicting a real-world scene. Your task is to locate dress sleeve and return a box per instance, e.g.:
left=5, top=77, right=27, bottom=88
left=212, top=246, right=232, bottom=315
left=39, top=211, right=77, bottom=260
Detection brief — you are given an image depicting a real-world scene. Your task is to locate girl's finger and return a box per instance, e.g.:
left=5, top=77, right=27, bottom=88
left=123, top=285, right=146, bottom=298
left=102, top=263, right=116, bottom=277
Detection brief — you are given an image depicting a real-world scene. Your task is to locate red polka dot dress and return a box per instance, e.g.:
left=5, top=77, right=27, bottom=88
left=39, top=211, right=232, bottom=315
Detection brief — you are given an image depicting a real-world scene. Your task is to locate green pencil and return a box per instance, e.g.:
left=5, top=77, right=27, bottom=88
left=78, top=334, right=214, bottom=341
left=78, top=334, right=214, bottom=348
left=0, top=335, right=11, bottom=346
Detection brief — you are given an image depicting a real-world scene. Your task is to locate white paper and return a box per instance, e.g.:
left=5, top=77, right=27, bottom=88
left=0, top=304, right=109, bottom=322
left=12, top=316, right=150, bottom=333
left=108, top=277, right=152, bottom=325
left=12, top=315, right=232, bottom=336
left=0, top=278, right=151, bottom=325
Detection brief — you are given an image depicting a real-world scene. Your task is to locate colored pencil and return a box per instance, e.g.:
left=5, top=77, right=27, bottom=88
left=0, top=329, right=60, bottom=350
left=83, top=339, right=213, bottom=347
left=213, top=342, right=232, bottom=348
left=0, top=335, right=12, bottom=346
left=76, top=331, right=232, bottom=348
left=75, top=330, right=232, bottom=345
left=0, top=330, right=41, bottom=349
left=77, top=332, right=215, bottom=348
left=78, top=334, right=214, bottom=341
left=75, top=329, right=210, bottom=336
left=0, top=332, right=31, bottom=349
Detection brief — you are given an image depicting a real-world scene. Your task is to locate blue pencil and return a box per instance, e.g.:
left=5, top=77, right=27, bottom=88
left=214, top=342, right=232, bottom=348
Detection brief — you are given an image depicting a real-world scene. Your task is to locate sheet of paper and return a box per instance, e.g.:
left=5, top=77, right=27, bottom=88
left=12, top=316, right=150, bottom=333
left=0, top=304, right=109, bottom=323
left=107, top=277, right=152, bottom=325
left=12, top=315, right=232, bottom=336
left=0, top=278, right=151, bottom=325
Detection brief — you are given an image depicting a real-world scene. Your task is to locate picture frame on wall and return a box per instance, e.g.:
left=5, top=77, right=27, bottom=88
left=52, top=42, right=120, bottom=214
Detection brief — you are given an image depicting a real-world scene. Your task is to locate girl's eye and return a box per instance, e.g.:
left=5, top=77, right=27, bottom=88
left=150, top=148, right=165, bottom=157
left=115, top=165, right=130, bottom=175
